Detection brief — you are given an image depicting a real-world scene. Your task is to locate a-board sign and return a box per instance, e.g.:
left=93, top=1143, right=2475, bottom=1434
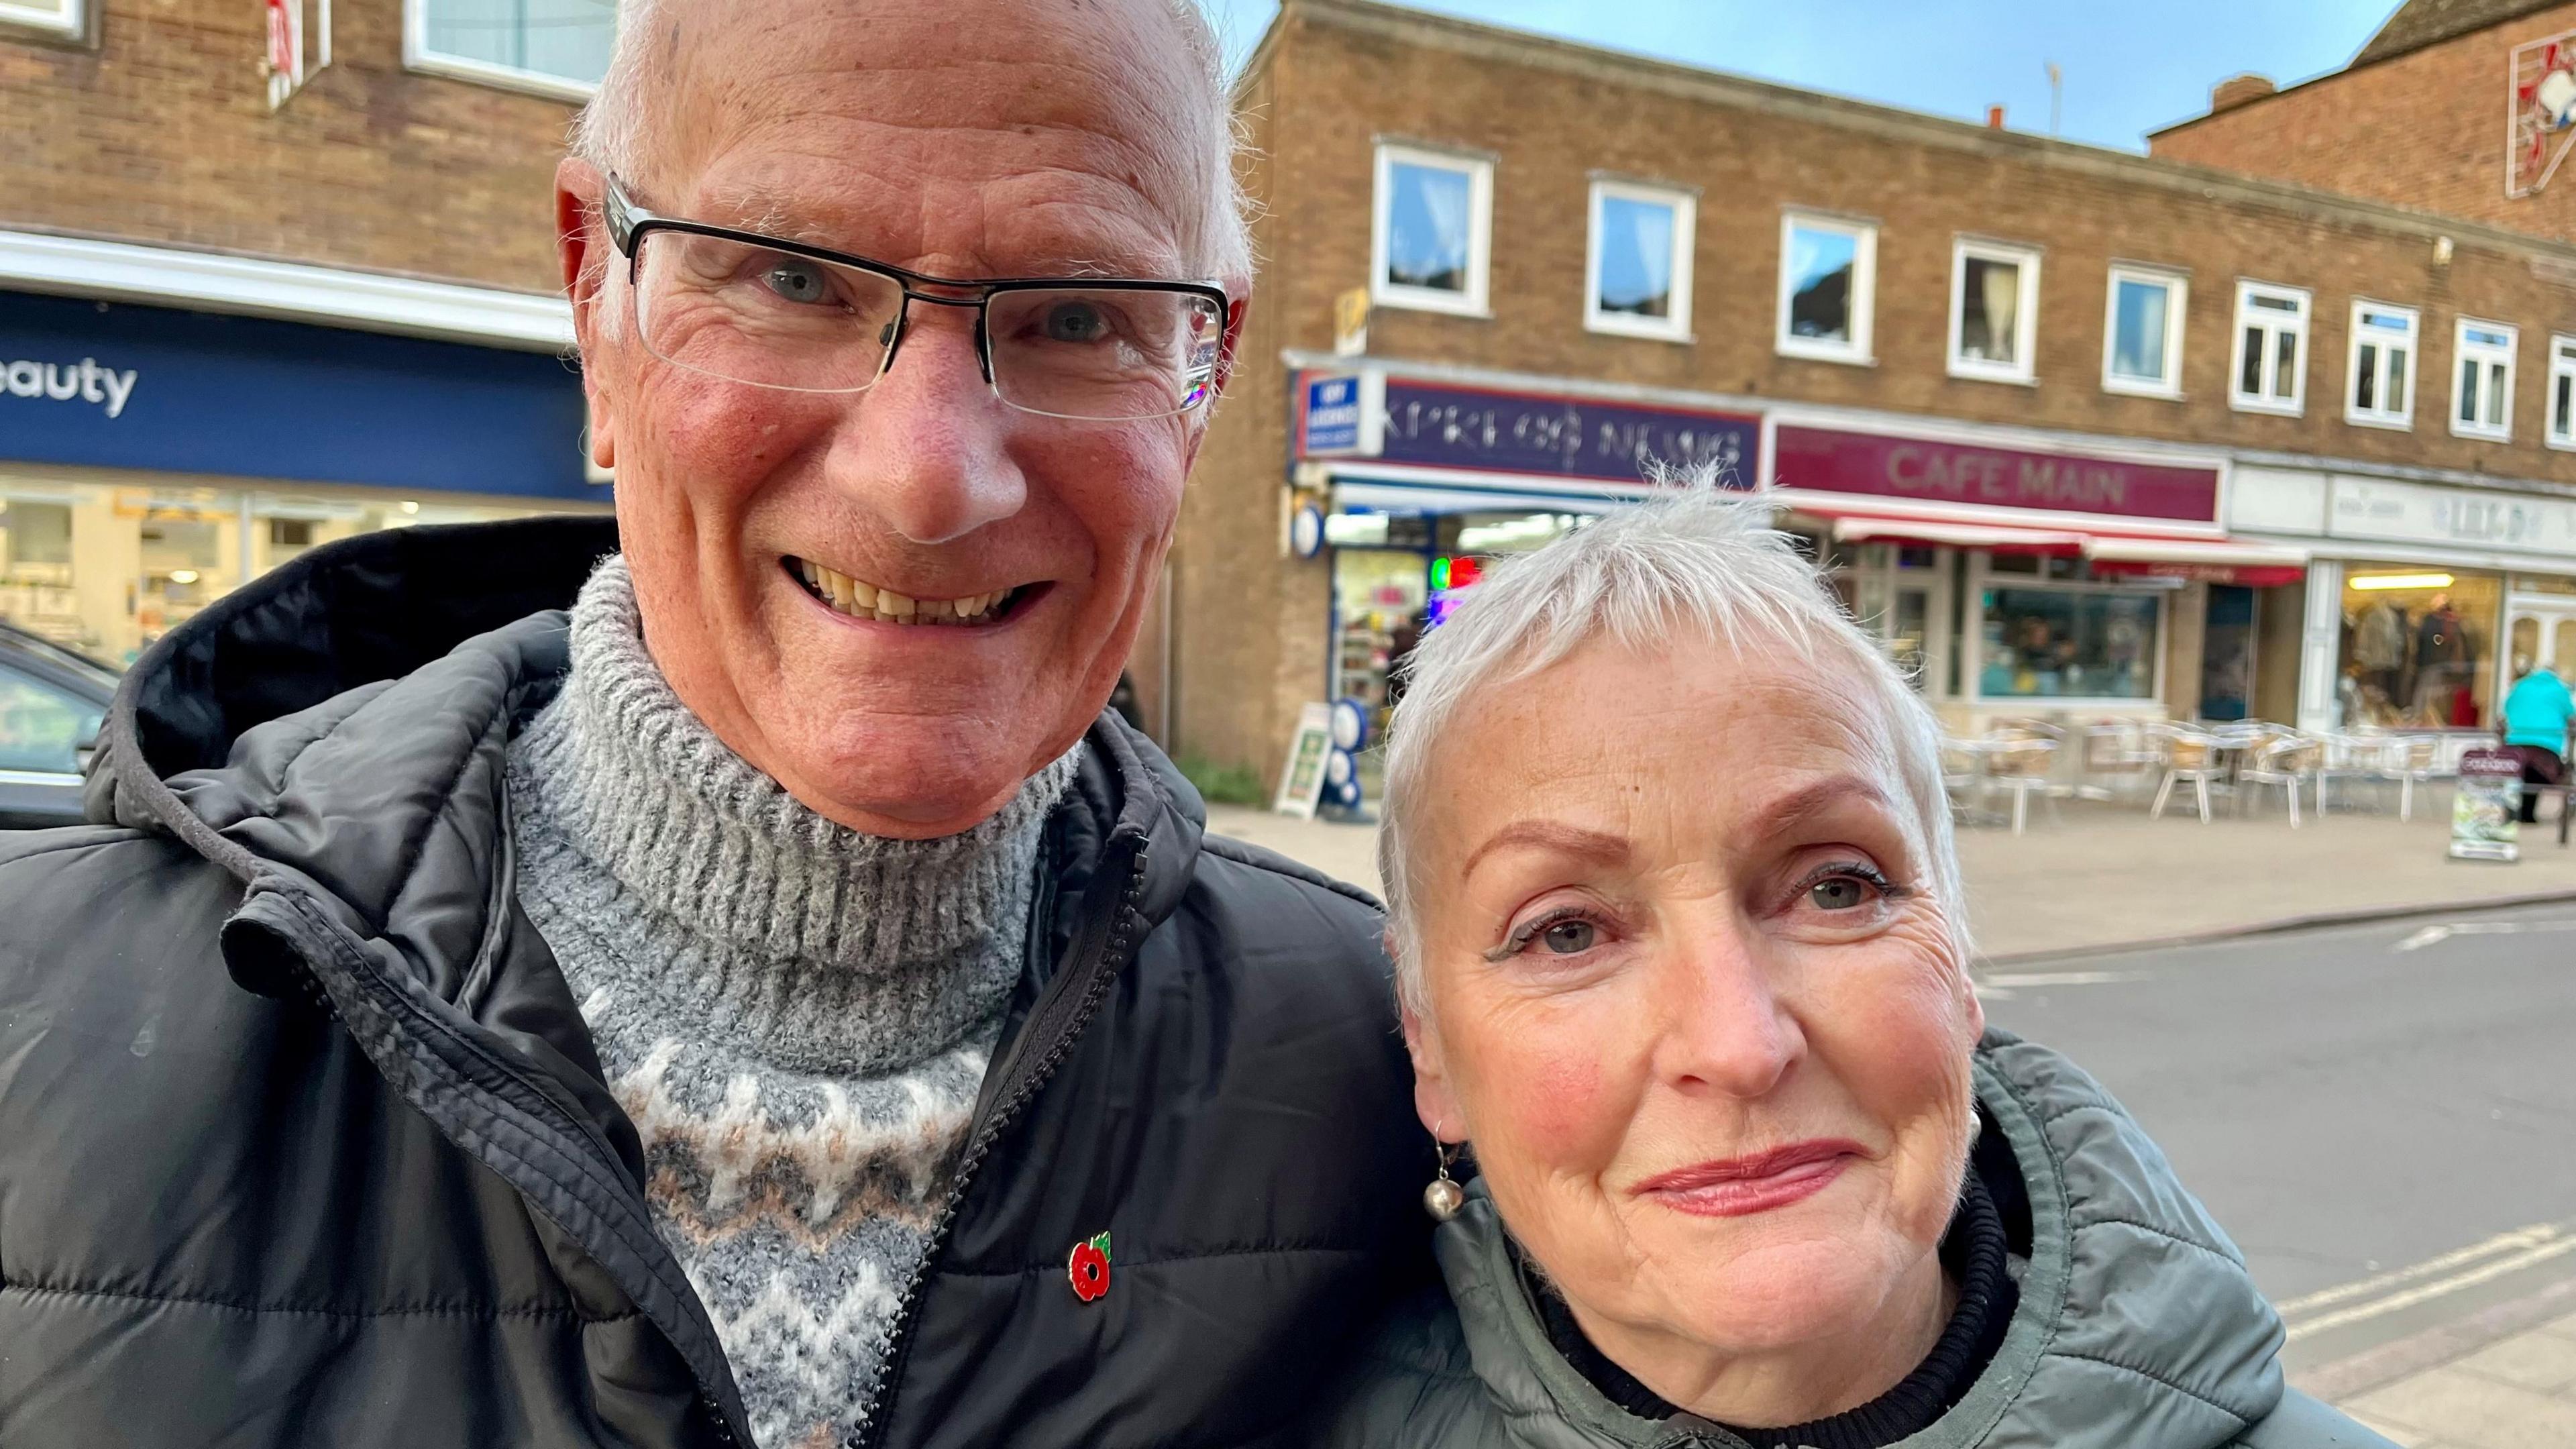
left=2451, top=747, right=2523, bottom=862
left=1273, top=702, right=1334, bottom=819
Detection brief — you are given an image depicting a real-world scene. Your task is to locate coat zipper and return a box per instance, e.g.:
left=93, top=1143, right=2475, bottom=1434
left=847, top=835, right=1150, bottom=1449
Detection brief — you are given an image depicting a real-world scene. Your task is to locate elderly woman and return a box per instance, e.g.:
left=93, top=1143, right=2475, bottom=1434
left=1320, top=493, right=2389, bottom=1449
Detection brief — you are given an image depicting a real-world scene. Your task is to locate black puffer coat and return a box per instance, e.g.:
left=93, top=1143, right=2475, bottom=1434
left=0, top=519, right=1429, bottom=1448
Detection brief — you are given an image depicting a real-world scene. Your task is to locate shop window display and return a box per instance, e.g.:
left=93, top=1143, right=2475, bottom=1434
left=2337, top=568, right=2498, bottom=729
left=0, top=478, right=586, bottom=667
left=1977, top=587, right=2159, bottom=700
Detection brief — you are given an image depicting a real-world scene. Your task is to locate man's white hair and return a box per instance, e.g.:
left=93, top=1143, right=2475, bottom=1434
left=568, top=0, right=1254, bottom=288
left=1377, top=481, right=1971, bottom=1010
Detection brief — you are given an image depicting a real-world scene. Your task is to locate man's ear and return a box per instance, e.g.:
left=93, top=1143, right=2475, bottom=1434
left=1211, top=296, right=1250, bottom=399
left=555, top=158, right=617, bottom=473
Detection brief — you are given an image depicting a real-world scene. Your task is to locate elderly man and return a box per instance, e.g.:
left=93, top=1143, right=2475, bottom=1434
left=0, top=1, right=1423, bottom=1446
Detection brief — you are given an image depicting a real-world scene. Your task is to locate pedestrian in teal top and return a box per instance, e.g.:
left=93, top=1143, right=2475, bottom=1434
left=2502, top=664, right=2575, bottom=822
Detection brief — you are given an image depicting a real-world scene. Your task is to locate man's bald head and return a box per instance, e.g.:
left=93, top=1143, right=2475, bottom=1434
left=570, top=0, right=1250, bottom=290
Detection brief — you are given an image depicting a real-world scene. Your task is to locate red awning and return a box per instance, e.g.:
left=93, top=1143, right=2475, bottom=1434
left=2083, top=537, right=2310, bottom=588
left=1804, top=509, right=2086, bottom=554
left=1780, top=504, right=2309, bottom=582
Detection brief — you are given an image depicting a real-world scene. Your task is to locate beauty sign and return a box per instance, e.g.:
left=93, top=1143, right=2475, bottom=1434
left=2, top=356, right=140, bottom=418
left=0, top=290, right=596, bottom=502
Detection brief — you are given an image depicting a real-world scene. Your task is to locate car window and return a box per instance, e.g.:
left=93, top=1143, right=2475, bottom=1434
left=1, top=632, right=121, bottom=692
left=0, top=665, right=105, bottom=776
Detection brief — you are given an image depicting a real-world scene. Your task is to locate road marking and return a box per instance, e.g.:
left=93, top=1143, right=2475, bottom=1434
left=2394, top=919, right=2576, bottom=952
left=2278, top=1222, right=2576, bottom=1342
left=1980, top=970, right=2148, bottom=988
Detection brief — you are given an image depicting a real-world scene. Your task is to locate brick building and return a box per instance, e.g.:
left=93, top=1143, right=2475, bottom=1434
left=1162, top=0, right=2576, bottom=804
left=2151, top=0, right=2576, bottom=245
left=0, top=0, right=610, bottom=674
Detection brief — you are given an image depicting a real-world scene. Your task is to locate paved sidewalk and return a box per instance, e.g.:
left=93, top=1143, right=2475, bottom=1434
left=2334, top=1312, right=2576, bottom=1449
left=1205, top=796, right=2576, bottom=961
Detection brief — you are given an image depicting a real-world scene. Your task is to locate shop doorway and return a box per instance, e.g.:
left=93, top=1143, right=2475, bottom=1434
left=2504, top=596, right=2576, bottom=692
left=2199, top=585, right=2256, bottom=722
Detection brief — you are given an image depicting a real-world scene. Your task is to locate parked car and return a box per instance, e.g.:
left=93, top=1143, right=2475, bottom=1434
left=0, top=623, right=118, bottom=830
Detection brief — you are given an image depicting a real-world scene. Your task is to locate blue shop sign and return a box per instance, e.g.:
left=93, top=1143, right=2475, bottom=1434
left=1301, top=373, right=1364, bottom=453
left=0, top=290, right=598, bottom=502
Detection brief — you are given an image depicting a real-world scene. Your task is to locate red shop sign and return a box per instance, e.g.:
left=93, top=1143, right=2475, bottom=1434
left=2086, top=559, right=2306, bottom=588
left=1775, top=425, right=2220, bottom=524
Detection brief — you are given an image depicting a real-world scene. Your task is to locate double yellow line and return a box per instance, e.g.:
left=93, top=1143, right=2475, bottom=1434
left=2277, top=1222, right=2576, bottom=1342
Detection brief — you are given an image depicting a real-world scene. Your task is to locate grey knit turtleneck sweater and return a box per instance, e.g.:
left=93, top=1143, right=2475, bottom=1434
left=506, top=557, right=1078, bottom=1449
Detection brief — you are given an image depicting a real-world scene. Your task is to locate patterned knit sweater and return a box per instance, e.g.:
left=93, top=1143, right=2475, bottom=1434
left=506, top=557, right=1077, bottom=1449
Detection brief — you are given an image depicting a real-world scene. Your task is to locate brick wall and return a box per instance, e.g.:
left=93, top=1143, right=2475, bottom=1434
left=2150, top=1, right=2576, bottom=246
left=1176, top=0, right=2576, bottom=775
left=0, top=0, right=577, bottom=292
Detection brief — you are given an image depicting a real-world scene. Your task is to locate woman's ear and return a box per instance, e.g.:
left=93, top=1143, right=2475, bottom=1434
left=1401, top=1000, right=1466, bottom=1143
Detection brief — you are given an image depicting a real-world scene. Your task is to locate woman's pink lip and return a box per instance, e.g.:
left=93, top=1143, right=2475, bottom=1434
left=1629, top=1140, right=1864, bottom=1218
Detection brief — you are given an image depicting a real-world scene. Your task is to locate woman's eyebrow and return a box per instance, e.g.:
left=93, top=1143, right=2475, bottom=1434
left=1460, top=820, right=1630, bottom=878
left=1751, top=775, right=1900, bottom=837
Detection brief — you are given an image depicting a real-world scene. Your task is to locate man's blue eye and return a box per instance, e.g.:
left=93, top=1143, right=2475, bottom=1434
left=1042, top=301, right=1111, bottom=342
left=761, top=260, right=831, bottom=304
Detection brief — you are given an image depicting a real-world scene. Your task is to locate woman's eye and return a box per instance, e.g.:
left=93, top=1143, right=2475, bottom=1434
left=1040, top=300, right=1114, bottom=343
left=1809, top=875, right=1876, bottom=912
left=759, top=258, right=834, bottom=305
left=1538, top=919, right=1595, bottom=955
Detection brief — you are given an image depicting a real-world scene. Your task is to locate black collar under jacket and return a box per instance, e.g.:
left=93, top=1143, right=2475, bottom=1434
left=5, top=519, right=1430, bottom=1448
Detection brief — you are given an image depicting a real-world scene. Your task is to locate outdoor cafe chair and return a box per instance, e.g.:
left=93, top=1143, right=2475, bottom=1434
left=2237, top=731, right=2323, bottom=827
left=2148, top=722, right=2228, bottom=824
left=2311, top=733, right=2383, bottom=816
left=2077, top=718, right=2159, bottom=802
left=2369, top=735, right=2445, bottom=823
left=1976, top=728, right=2062, bottom=836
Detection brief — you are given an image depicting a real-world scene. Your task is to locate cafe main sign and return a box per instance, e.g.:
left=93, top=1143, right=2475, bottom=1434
left=1772, top=423, right=2222, bottom=524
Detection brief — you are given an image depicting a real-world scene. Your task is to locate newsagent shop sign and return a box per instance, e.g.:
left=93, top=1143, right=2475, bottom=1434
left=1295, top=370, right=1762, bottom=489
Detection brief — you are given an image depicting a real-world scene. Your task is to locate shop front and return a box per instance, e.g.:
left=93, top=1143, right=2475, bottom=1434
left=1, top=283, right=601, bottom=665
left=1766, top=420, right=2302, bottom=731
left=2229, top=468, right=2576, bottom=738
left=1291, top=364, right=1762, bottom=751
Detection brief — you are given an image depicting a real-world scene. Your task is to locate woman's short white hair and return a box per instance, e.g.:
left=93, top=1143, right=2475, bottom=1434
left=1377, top=479, right=1970, bottom=1010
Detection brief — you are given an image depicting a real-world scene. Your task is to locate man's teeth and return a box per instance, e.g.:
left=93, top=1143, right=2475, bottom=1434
left=797, top=559, right=1011, bottom=625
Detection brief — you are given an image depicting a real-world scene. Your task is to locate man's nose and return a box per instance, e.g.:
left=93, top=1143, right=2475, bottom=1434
left=1650, top=922, right=1806, bottom=1101
left=825, top=305, right=1028, bottom=547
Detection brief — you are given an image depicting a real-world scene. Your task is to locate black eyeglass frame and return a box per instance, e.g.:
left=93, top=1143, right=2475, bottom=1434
left=600, top=174, right=1233, bottom=415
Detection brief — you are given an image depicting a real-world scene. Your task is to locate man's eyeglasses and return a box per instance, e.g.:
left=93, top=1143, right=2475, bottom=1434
left=600, top=176, right=1231, bottom=422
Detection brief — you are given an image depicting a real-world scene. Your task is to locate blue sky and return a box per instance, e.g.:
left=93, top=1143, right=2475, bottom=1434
left=1199, top=1, right=2405, bottom=152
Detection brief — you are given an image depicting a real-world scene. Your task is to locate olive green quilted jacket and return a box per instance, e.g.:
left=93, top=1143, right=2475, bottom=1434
left=1311, top=1029, right=2396, bottom=1449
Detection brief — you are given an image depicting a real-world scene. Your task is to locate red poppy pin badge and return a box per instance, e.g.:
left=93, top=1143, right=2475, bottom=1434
left=1068, top=1230, right=1112, bottom=1303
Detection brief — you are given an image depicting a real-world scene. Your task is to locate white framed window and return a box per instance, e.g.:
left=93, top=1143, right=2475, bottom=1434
left=406, top=0, right=614, bottom=103
left=1371, top=144, right=1493, bottom=317
left=2101, top=265, right=2186, bottom=398
left=1585, top=180, right=1694, bottom=341
left=2452, top=318, right=2518, bottom=441
left=2548, top=335, right=2576, bottom=450
left=1775, top=212, right=1876, bottom=364
left=0, top=0, right=85, bottom=40
left=2229, top=280, right=2310, bottom=415
left=1948, top=239, right=2041, bottom=383
left=2344, top=301, right=2418, bottom=430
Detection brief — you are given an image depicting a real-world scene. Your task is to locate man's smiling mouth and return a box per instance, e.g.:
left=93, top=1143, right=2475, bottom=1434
left=784, top=556, right=1030, bottom=627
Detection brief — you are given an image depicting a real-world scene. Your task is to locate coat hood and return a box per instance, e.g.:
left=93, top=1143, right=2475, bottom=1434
left=1428, top=1030, right=2294, bottom=1449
